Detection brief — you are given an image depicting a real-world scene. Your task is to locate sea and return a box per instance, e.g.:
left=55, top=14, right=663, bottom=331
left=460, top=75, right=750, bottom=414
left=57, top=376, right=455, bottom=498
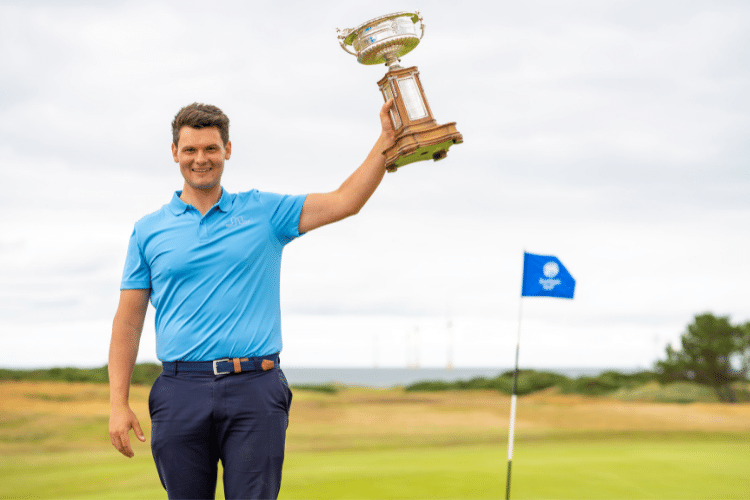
left=280, top=367, right=631, bottom=389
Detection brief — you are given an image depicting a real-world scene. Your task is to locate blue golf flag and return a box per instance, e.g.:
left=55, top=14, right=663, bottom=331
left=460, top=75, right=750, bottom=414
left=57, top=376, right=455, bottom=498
left=521, top=252, right=575, bottom=299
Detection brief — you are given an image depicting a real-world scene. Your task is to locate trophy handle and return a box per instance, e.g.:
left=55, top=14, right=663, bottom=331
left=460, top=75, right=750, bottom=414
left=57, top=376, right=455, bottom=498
left=416, top=12, right=425, bottom=40
left=338, top=40, right=357, bottom=56
left=336, top=28, right=358, bottom=56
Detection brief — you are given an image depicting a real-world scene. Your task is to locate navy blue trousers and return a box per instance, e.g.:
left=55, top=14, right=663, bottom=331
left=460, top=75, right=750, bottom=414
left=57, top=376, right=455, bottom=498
left=148, top=364, right=292, bottom=500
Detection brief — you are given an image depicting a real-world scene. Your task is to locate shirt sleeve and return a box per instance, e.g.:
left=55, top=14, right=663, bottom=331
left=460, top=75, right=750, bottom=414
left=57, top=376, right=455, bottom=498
left=258, top=192, right=308, bottom=246
left=120, top=227, right=151, bottom=290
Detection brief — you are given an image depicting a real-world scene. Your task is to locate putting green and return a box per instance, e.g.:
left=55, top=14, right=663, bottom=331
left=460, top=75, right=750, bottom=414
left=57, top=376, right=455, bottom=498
left=279, top=437, right=750, bottom=499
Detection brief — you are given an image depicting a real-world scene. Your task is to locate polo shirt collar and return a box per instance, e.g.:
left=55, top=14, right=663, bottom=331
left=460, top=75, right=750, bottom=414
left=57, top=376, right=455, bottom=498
left=168, top=188, right=233, bottom=216
left=216, top=188, right=233, bottom=213
left=168, top=192, right=189, bottom=215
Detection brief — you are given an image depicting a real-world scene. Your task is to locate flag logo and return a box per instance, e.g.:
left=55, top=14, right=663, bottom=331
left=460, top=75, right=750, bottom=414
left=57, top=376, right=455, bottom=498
left=521, top=252, right=575, bottom=299
left=543, top=262, right=558, bottom=278
left=540, top=261, right=561, bottom=290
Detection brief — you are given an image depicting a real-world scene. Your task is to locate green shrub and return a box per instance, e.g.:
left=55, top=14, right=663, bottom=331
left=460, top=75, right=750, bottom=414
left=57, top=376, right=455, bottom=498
left=561, top=376, right=620, bottom=396
left=404, top=380, right=453, bottom=392
left=291, top=384, right=339, bottom=394
left=513, top=371, right=569, bottom=395
left=0, top=369, right=25, bottom=382
left=130, top=363, right=162, bottom=385
left=0, top=363, right=162, bottom=385
left=0, top=366, right=108, bottom=384
left=559, top=371, right=659, bottom=396
left=406, top=370, right=570, bottom=395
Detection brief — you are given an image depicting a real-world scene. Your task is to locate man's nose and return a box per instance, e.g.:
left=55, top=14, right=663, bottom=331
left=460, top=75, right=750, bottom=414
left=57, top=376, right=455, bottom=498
left=195, top=150, right=207, bottom=163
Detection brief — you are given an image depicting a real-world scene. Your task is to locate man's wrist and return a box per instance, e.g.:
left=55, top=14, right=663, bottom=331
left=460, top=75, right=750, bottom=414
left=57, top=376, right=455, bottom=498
left=380, top=131, right=396, bottom=149
left=110, top=391, right=131, bottom=408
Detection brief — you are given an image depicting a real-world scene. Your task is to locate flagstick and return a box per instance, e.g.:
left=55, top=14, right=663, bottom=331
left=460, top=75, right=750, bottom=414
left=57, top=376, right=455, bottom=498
left=506, top=296, right=524, bottom=500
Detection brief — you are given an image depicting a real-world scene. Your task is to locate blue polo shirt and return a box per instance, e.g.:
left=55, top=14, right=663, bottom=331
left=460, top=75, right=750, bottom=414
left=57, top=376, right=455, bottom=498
left=121, top=188, right=307, bottom=362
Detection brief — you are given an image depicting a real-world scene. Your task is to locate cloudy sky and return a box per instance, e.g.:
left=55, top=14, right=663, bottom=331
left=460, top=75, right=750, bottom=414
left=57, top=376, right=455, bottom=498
left=2, top=0, right=748, bottom=370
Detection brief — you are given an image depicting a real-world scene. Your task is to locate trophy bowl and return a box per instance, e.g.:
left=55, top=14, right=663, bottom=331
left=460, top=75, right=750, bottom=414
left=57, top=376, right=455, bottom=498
left=338, top=12, right=423, bottom=68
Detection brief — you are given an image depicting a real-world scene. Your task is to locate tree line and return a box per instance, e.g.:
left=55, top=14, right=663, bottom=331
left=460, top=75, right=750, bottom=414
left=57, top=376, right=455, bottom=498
left=1, top=313, right=747, bottom=402
left=406, top=312, right=749, bottom=403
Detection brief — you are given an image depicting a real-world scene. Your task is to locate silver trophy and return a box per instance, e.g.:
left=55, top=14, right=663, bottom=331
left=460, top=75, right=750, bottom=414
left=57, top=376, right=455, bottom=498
left=337, top=12, right=463, bottom=172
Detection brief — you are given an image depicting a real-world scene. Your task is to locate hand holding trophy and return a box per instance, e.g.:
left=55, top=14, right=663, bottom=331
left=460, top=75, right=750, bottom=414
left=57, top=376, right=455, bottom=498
left=338, top=12, right=463, bottom=172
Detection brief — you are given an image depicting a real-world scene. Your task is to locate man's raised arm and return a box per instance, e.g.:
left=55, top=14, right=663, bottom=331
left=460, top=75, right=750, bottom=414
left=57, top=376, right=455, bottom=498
left=108, top=288, right=150, bottom=458
left=299, top=99, right=396, bottom=234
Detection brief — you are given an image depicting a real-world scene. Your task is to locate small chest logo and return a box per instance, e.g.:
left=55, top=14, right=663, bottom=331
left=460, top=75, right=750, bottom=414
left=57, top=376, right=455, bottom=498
left=226, top=216, right=252, bottom=228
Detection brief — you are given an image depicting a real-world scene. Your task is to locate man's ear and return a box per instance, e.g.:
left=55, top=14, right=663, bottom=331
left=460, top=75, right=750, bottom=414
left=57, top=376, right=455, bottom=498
left=225, top=141, right=232, bottom=160
left=171, top=143, right=179, bottom=163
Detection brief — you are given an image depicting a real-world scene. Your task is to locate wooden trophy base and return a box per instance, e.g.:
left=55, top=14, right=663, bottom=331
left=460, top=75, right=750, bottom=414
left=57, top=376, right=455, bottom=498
left=383, top=122, right=463, bottom=172
left=377, top=66, right=463, bottom=172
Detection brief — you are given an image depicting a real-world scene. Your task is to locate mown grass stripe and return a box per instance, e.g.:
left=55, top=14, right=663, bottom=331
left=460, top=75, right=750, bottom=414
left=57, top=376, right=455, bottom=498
left=2, top=437, right=748, bottom=499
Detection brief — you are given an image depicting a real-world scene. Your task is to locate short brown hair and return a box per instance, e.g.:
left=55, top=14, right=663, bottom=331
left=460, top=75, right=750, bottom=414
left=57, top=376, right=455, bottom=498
left=171, top=103, right=230, bottom=147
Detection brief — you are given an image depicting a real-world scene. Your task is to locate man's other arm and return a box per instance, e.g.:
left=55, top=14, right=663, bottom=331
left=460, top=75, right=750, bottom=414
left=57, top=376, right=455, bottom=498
left=108, top=288, right=150, bottom=458
left=299, top=99, right=396, bottom=234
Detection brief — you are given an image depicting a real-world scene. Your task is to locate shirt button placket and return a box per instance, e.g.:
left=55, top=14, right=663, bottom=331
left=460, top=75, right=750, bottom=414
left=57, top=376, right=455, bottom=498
left=199, top=215, right=209, bottom=240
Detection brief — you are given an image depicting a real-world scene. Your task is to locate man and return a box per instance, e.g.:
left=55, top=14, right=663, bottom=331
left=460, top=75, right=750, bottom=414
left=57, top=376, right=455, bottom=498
left=108, top=99, right=396, bottom=499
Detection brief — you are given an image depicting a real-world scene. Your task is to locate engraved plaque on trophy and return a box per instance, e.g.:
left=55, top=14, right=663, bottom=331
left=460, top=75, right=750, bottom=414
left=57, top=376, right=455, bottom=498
left=337, top=12, right=463, bottom=172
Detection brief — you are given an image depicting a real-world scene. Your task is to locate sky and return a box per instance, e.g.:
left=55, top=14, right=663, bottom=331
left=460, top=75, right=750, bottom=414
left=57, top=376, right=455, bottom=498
left=1, top=0, right=749, bottom=370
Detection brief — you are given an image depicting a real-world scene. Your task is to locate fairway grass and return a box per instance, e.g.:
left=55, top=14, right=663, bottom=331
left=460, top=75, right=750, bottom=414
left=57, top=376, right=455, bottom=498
left=1, top=436, right=748, bottom=499
left=2, top=381, right=749, bottom=499
left=281, top=437, right=750, bottom=500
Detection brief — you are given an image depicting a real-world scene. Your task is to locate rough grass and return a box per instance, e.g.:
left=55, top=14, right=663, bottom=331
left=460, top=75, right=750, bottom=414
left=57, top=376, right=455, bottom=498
left=1, top=381, right=749, bottom=499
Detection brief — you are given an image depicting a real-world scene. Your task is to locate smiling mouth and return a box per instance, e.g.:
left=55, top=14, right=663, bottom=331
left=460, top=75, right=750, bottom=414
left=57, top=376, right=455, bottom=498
left=192, top=167, right=211, bottom=173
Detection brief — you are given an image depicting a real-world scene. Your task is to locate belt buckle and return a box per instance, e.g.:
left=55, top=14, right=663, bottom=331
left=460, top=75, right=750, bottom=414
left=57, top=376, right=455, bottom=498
left=213, top=358, right=232, bottom=375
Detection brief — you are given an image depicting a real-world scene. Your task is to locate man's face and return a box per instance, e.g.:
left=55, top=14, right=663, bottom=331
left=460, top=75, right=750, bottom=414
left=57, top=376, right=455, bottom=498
left=171, top=126, right=231, bottom=192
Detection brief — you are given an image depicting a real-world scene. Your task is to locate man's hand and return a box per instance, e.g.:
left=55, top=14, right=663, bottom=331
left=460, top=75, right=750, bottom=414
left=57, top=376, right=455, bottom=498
left=380, top=98, right=397, bottom=144
left=109, top=403, right=146, bottom=458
